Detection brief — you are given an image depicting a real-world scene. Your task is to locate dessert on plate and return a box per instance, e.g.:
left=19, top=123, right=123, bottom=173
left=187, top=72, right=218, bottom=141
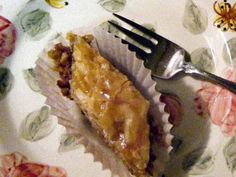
left=36, top=29, right=172, bottom=177
left=48, top=34, right=150, bottom=177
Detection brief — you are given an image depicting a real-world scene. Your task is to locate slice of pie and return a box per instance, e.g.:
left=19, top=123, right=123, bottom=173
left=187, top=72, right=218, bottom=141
left=48, top=34, right=151, bottom=177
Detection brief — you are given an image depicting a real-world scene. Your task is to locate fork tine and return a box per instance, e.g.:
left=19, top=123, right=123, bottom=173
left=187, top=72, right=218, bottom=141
left=121, top=38, right=149, bottom=59
left=108, top=21, right=156, bottom=50
left=113, top=13, right=163, bottom=42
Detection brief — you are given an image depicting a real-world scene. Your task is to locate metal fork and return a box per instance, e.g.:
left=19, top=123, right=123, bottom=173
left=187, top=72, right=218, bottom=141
left=108, top=13, right=236, bottom=94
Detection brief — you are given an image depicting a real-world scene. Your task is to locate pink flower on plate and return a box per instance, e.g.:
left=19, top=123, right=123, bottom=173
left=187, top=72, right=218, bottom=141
left=0, top=16, right=17, bottom=64
left=0, top=152, right=67, bottom=177
left=195, top=67, right=236, bottom=136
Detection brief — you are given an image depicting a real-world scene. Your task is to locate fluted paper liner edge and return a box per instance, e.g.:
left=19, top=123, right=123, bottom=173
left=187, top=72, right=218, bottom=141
left=35, top=26, right=173, bottom=177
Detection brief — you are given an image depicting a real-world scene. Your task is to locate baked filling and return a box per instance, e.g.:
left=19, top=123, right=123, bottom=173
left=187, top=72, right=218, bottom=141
left=48, top=34, right=151, bottom=177
left=48, top=43, right=73, bottom=99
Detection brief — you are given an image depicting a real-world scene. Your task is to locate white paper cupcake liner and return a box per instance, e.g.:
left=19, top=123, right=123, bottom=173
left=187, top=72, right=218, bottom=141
left=35, top=26, right=173, bottom=177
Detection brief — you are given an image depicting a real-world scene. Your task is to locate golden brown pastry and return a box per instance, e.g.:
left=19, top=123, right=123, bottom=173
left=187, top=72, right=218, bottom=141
left=48, top=35, right=151, bottom=177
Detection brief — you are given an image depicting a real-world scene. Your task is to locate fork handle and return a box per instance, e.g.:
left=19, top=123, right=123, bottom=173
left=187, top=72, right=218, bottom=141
left=183, top=62, right=236, bottom=94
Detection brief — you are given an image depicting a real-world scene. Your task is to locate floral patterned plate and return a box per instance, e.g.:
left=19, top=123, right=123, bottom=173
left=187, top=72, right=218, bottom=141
left=1, top=0, right=236, bottom=177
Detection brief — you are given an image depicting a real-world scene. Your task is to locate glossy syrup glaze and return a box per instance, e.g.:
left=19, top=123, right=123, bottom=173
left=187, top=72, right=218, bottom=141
left=70, top=35, right=150, bottom=177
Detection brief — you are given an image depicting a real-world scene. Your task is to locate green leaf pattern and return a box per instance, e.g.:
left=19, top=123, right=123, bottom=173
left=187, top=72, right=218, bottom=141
left=20, top=106, right=55, bottom=141
left=98, top=0, right=126, bottom=13
left=20, top=9, right=52, bottom=40
left=223, top=38, right=236, bottom=67
left=0, top=67, right=13, bottom=100
left=182, top=0, right=208, bottom=34
left=224, top=137, right=236, bottom=174
left=100, top=20, right=121, bottom=36
left=23, top=68, right=41, bottom=92
left=190, top=47, right=215, bottom=72
left=58, top=134, right=81, bottom=152
left=182, top=148, right=214, bottom=175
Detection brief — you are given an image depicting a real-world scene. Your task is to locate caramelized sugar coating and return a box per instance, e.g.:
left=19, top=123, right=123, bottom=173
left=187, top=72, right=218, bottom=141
left=70, top=36, right=150, bottom=177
